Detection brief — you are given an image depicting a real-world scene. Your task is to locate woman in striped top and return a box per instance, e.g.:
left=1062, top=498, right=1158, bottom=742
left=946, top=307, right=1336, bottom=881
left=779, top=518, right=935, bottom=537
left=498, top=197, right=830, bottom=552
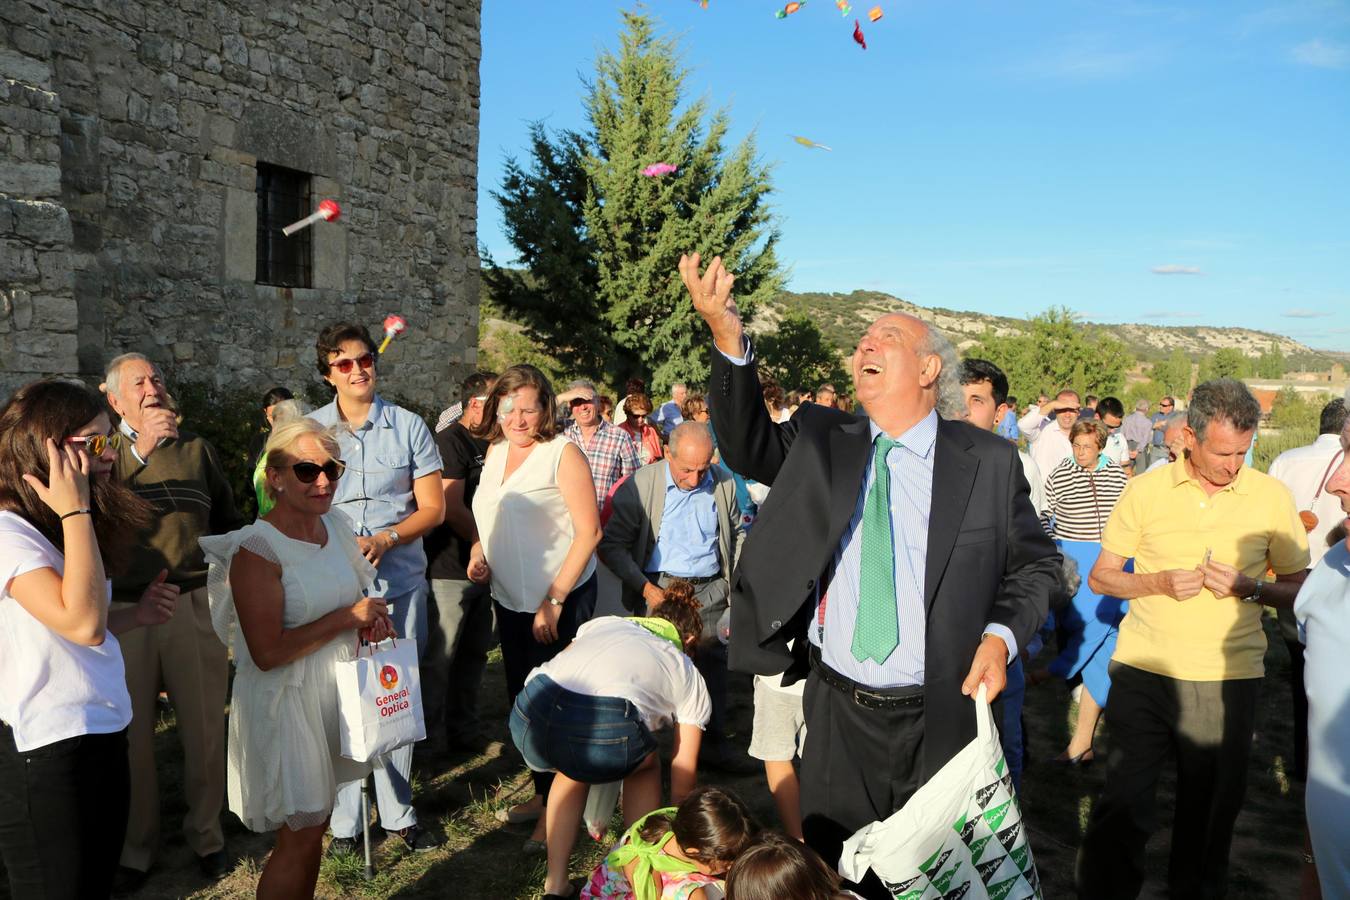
left=1032, top=419, right=1129, bottom=765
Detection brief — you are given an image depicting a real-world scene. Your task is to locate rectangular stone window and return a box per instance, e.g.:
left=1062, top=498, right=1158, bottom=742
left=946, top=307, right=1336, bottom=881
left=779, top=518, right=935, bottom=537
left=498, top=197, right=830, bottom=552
left=255, top=163, right=312, bottom=288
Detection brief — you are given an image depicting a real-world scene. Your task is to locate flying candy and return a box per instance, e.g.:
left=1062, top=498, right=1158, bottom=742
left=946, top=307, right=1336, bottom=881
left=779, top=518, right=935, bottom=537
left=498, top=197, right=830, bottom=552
left=692, top=0, right=708, bottom=7
left=791, top=135, right=833, bottom=151
left=868, top=5, right=883, bottom=21
left=641, top=162, right=678, bottom=177
left=377, top=314, right=406, bottom=354
left=853, top=19, right=866, bottom=49
left=282, top=198, right=341, bottom=237
left=775, top=1, right=805, bottom=18
left=836, top=0, right=852, bottom=14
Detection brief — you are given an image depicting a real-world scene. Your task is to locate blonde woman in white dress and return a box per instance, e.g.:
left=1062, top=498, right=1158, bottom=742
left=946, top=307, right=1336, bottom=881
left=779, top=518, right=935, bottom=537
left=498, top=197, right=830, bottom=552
left=200, top=418, right=393, bottom=899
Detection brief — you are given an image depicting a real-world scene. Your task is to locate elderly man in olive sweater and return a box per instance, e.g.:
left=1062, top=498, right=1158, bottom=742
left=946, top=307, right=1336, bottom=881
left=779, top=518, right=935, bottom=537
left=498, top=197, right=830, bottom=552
left=104, top=353, right=242, bottom=890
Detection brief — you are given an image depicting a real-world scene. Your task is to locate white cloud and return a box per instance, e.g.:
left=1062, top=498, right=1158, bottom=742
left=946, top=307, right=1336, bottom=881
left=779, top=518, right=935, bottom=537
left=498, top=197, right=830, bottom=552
left=1282, top=308, right=1335, bottom=318
left=1292, top=38, right=1350, bottom=68
left=1151, top=264, right=1203, bottom=275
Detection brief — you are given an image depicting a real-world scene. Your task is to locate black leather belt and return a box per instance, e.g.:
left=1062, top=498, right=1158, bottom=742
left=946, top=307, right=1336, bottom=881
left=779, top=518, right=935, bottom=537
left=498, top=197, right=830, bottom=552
left=656, top=572, right=720, bottom=585
left=809, top=646, right=924, bottom=710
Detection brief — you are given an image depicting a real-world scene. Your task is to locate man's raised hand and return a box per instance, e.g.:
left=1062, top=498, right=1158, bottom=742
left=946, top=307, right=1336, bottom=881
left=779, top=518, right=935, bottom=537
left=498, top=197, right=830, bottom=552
left=678, top=253, right=743, bottom=356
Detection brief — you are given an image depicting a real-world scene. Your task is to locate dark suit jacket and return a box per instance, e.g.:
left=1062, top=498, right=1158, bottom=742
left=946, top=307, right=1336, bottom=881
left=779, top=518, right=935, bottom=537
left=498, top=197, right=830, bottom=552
left=709, top=347, right=1059, bottom=779
left=598, top=461, right=743, bottom=613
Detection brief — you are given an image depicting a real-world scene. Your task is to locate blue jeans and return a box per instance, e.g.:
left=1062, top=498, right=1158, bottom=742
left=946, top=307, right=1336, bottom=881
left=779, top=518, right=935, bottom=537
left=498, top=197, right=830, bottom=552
left=509, top=675, right=656, bottom=784
left=1001, top=658, right=1026, bottom=792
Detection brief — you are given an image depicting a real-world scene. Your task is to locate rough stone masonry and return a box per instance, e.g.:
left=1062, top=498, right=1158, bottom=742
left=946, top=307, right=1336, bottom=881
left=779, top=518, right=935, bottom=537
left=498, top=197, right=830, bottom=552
left=0, top=0, right=482, bottom=407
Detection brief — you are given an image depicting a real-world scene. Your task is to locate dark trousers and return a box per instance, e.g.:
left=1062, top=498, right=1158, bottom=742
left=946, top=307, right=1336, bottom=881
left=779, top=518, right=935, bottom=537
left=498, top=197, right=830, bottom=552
left=1276, top=607, right=1309, bottom=781
left=800, top=668, right=925, bottom=900
left=1076, top=663, right=1260, bottom=900
left=0, top=723, right=130, bottom=899
left=496, top=573, right=597, bottom=797
left=424, top=578, right=496, bottom=744
left=655, top=574, right=730, bottom=744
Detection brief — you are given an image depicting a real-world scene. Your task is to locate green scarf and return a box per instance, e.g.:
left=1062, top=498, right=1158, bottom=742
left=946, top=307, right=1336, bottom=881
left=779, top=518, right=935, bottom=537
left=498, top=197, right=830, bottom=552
left=627, top=617, right=682, bottom=649
left=605, top=808, right=699, bottom=900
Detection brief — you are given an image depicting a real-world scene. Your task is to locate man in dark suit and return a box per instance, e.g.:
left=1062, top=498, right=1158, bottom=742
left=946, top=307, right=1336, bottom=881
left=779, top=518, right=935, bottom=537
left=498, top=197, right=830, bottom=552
left=678, top=253, right=1059, bottom=898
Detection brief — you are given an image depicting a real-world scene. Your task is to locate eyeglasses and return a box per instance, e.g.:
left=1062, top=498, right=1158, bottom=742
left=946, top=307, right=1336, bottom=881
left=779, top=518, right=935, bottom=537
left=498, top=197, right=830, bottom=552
left=569, top=397, right=595, bottom=407
left=1072, top=442, right=1101, bottom=452
left=1160, top=402, right=1174, bottom=408
left=64, top=432, right=118, bottom=455
left=330, top=353, right=375, bottom=374
left=291, top=460, right=346, bottom=483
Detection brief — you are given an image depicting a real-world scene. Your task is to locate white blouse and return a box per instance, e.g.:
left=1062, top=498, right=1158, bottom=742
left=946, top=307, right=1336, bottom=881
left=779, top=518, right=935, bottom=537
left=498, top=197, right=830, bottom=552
left=472, top=437, right=596, bottom=613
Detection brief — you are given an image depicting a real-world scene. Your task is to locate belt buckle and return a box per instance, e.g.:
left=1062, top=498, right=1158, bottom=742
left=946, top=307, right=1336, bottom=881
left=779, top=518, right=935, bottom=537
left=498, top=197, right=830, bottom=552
left=851, top=685, right=889, bottom=709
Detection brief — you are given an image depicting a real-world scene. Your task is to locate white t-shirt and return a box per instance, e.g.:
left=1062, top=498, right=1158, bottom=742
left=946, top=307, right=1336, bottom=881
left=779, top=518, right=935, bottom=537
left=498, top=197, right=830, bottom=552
left=528, top=617, right=711, bottom=731
left=0, top=511, right=132, bottom=752
left=1104, top=433, right=1130, bottom=469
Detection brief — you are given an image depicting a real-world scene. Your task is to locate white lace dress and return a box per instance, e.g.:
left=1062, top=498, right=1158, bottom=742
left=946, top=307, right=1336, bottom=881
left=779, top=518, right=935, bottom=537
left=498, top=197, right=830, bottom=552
left=200, top=512, right=376, bottom=833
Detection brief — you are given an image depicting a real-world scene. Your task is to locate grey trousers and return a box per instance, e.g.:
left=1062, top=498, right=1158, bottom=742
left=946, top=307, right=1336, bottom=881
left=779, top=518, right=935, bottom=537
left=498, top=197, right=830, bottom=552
left=1076, top=662, right=1261, bottom=900
left=422, top=578, right=495, bottom=742
left=655, top=574, right=730, bottom=743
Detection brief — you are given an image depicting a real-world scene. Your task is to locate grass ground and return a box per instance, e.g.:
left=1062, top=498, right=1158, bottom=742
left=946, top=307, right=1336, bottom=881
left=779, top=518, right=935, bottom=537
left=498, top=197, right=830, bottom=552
left=1, top=616, right=1307, bottom=899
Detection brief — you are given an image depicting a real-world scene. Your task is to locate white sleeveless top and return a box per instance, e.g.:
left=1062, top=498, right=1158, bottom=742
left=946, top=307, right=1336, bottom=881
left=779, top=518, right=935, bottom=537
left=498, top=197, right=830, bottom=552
left=472, top=436, right=597, bottom=613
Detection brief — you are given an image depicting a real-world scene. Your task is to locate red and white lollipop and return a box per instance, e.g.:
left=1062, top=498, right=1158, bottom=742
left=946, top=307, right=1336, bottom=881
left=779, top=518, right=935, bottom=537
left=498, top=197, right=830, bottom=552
left=378, top=314, right=407, bottom=354
left=282, top=199, right=341, bottom=237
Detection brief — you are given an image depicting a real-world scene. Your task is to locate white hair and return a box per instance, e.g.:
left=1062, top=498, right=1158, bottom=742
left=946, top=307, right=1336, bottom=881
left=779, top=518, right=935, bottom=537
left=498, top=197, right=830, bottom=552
left=104, top=352, right=162, bottom=395
left=918, top=327, right=964, bottom=420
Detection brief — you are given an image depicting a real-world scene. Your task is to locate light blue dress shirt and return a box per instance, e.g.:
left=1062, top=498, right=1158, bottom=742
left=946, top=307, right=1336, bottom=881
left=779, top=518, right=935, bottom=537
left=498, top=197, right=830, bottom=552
left=309, top=395, right=442, bottom=598
left=645, top=466, right=721, bottom=578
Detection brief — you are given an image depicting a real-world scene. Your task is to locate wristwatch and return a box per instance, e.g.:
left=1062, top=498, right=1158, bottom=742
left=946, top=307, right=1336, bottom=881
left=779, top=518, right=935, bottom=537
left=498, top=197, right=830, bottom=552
left=547, top=595, right=565, bottom=608
left=1240, top=580, right=1264, bottom=604
left=385, top=529, right=401, bottom=547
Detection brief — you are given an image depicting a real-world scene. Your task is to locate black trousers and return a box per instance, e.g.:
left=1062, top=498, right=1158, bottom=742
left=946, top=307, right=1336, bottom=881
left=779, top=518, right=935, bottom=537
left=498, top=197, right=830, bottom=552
left=0, top=723, right=130, bottom=899
left=1076, top=663, right=1260, bottom=900
left=800, top=669, right=925, bottom=900
left=496, top=574, right=597, bottom=797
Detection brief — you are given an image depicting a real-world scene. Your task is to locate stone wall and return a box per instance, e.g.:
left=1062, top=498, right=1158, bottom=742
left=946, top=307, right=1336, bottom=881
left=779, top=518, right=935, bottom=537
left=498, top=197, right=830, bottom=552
left=0, top=0, right=481, bottom=409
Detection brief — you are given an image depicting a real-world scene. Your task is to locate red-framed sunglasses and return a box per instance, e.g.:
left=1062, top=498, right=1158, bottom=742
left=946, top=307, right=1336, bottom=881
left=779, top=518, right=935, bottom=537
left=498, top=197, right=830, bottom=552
left=330, top=353, right=375, bottom=374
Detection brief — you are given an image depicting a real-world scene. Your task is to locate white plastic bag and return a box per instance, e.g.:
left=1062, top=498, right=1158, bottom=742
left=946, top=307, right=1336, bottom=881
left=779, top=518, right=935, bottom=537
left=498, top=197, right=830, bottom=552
left=583, top=781, right=622, bottom=841
left=335, top=638, right=426, bottom=762
left=838, top=685, right=1042, bottom=900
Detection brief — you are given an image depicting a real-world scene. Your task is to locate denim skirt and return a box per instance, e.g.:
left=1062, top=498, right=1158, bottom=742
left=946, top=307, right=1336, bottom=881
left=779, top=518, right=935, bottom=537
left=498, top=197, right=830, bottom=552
left=509, top=674, right=657, bottom=784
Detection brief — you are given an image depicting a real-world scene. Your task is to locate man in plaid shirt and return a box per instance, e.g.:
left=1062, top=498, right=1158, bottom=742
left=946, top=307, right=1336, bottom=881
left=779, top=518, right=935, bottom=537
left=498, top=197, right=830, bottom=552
left=561, top=380, right=641, bottom=507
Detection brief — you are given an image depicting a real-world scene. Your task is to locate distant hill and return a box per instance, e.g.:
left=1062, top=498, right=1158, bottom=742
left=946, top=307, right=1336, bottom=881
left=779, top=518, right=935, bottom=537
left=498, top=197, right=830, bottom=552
left=757, top=290, right=1344, bottom=370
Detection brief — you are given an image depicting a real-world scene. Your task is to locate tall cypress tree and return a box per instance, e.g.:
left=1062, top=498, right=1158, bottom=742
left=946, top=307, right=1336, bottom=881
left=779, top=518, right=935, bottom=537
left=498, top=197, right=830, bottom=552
left=484, top=11, right=783, bottom=391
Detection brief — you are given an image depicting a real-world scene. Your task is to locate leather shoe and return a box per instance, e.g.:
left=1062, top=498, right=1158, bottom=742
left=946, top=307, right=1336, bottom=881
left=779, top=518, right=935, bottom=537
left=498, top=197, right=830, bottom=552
left=198, top=850, right=229, bottom=880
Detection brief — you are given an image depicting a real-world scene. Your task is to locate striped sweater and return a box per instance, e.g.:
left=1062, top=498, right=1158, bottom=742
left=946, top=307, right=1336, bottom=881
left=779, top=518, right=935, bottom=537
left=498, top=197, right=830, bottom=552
left=1040, top=458, right=1128, bottom=541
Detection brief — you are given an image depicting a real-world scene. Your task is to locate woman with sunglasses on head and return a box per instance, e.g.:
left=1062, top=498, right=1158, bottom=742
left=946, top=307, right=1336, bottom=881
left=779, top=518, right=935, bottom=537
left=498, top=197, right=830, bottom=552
left=199, top=417, right=395, bottom=899
left=468, top=364, right=604, bottom=853
left=307, top=321, right=447, bottom=854
left=0, top=379, right=178, bottom=899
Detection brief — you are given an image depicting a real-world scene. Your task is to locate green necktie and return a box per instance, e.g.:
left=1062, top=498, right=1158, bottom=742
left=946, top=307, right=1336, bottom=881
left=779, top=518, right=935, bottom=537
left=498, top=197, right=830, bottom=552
left=852, top=435, right=899, bottom=664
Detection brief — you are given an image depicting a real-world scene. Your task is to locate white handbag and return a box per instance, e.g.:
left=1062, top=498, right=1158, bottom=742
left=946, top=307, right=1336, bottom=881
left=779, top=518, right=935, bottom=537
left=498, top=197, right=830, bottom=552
left=838, top=685, right=1042, bottom=900
left=335, top=638, right=426, bottom=762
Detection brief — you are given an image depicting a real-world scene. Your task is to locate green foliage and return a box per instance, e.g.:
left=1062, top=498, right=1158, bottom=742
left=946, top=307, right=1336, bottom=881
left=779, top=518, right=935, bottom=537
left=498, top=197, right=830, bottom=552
left=1199, top=348, right=1251, bottom=382
left=970, top=307, right=1136, bottom=401
left=483, top=10, right=783, bottom=395
left=172, top=380, right=264, bottom=515
left=1257, top=343, right=1287, bottom=380
left=1149, top=349, right=1193, bottom=398
left=1254, top=427, right=1319, bottom=473
left=477, top=320, right=569, bottom=390
left=755, top=312, right=852, bottom=394
left=1269, top=387, right=1326, bottom=433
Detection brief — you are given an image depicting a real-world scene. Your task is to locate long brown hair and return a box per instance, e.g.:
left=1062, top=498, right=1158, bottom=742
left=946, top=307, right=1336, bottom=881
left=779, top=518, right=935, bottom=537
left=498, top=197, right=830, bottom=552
left=650, top=579, right=703, bottom=649
left=472, top=364, right=560, bottom=444
left=639, top=786, right=757, bottom=868
left=725, top=832, right=843, bottom=900
left=0, top=379, right=154, bottom=574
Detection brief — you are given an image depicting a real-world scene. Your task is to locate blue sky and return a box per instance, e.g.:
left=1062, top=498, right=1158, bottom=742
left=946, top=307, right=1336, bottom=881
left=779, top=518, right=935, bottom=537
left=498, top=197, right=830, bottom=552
left=478, top=1, right=1350, bottom=351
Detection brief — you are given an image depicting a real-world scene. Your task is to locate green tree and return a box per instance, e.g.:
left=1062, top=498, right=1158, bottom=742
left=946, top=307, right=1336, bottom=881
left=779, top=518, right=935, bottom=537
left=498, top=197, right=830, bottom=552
left=1269, top=387, right=1324, bottom=432
left=1257, top=343, right=1287, bottom=379
left=483, top=11, right=783, bottom=392
left=1199, top=348, right=1251, bottom=382
left=971, top=307, right=1135, bottom=401
left=756, top=313, right=852, bottom=395
left=1149, top=349, right=1192, bottom=398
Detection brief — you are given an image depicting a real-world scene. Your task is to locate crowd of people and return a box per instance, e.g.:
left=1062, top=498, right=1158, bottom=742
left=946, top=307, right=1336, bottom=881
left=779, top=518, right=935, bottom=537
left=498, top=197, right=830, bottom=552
left=0, top=255, right=1345, bottom=899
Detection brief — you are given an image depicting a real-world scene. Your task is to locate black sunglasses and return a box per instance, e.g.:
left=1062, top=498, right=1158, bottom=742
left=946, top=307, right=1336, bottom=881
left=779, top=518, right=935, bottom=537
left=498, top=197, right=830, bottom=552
left=291, top=460, right=346, bottom=483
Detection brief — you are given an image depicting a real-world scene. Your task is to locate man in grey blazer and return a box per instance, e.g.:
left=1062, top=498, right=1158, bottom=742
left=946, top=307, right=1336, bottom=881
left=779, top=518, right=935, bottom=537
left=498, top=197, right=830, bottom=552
left=600, top=421, right=748, bottom=770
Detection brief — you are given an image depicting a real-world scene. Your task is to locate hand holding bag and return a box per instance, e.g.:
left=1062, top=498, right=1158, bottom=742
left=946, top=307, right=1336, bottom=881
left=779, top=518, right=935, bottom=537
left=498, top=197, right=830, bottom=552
left=838, top=685, right=1042, bottom=900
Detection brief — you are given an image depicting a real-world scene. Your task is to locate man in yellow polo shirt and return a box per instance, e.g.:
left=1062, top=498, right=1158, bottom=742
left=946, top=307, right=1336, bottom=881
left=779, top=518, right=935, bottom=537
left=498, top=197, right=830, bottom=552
left=1075, top=379, right=1309, bottom=900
